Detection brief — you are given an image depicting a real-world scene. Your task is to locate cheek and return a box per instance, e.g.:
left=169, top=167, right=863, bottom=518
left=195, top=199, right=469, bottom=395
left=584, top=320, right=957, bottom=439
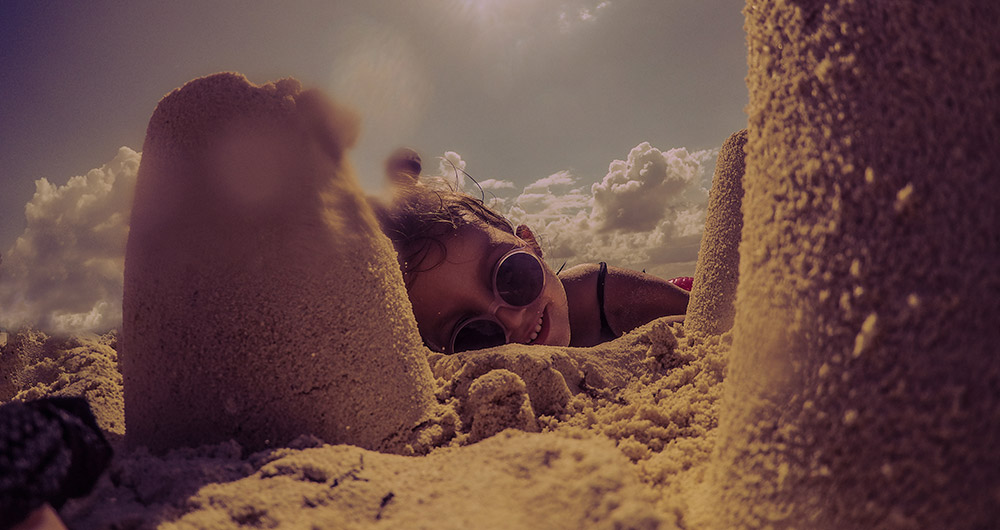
left=545, top=280, right=573, bottom=345
left=548, top=282, right=568, bottom=310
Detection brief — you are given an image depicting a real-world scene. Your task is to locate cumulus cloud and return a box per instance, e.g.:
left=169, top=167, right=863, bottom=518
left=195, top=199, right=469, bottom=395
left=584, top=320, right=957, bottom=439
left=508, top=171, right=592, bottom=223
left=590, top=142, right=715, bottom=233
left=436, top=151, right=469, bottom=189
left=457, top=142, right=718, bottom=279
left=0, top=147, right=139, bottom=334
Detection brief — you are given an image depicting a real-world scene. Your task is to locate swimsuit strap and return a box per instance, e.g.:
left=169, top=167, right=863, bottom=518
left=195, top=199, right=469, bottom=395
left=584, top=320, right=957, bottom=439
left=597, top=262, right=616, bottom=337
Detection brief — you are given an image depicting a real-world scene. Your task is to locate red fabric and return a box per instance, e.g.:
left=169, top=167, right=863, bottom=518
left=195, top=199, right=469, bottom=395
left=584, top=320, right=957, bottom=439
left=667, top=276, right=694, bottom=291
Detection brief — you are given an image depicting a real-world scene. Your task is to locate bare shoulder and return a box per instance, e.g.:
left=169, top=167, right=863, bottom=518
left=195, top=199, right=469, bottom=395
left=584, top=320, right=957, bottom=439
left=558, top=263, right=601, bottom=309
left=558, top=263, right=600, bottom=283
left=558, top=263, right=603, bottom=347
left=558, top=263, right=689, bottom=346
left=601, top=265, right=689, bottom=334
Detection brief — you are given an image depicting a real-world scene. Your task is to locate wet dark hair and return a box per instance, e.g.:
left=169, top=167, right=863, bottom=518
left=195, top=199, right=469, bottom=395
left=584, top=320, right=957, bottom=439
left=371, top=182, right=515, bottom=288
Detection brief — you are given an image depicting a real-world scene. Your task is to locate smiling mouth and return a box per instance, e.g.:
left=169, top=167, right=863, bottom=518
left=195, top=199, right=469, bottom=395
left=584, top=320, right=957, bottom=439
left=527, top=306, right=549, bottom=345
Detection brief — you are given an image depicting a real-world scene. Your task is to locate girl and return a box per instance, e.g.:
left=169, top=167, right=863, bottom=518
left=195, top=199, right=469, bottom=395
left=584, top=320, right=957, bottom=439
left=374, top=148, right=690, bottom=354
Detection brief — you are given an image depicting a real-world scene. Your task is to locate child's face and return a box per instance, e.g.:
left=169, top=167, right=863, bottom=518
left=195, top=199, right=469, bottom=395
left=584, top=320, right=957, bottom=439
left=406, top=222, right=572, bottom=353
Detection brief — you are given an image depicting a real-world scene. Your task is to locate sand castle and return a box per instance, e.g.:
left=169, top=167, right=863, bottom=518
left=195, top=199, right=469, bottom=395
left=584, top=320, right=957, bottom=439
left=712, top=1, right=1000, bottom=527
left=686, top=129, right=746, bottom=336
left=122, top=74, right=437, bottom=453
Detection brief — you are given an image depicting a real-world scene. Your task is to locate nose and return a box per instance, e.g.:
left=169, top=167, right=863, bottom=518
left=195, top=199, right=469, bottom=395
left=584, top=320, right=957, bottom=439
left=493, top=304, right=537, bottom=344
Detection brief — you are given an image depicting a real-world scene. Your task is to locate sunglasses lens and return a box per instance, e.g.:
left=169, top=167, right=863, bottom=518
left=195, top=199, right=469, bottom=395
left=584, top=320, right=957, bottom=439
left=496, top=252, right=544, bottom=306
left=452, top=319, right=507, bottom=353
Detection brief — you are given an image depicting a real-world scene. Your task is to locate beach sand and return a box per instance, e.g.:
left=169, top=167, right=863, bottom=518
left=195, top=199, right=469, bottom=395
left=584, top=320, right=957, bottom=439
left=4, top=323, right=726, bottom=529
left=2, top=1, right=999, bottom=528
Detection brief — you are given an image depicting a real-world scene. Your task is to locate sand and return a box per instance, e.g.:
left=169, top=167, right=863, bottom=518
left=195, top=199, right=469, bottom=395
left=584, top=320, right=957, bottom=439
left=713, top=2, right=1000, bottom=527
left=3, top=321, right=726, bottom=529
left=686, top=129, right=746, bottom=336
left=121, top=73, right=437, bottom=454
left=2, top=1, right=999, bottom=528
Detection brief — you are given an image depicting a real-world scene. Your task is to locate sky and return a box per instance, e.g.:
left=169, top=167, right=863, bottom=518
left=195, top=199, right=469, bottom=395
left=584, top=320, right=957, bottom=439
left=0, top=0, right=748, bottom=332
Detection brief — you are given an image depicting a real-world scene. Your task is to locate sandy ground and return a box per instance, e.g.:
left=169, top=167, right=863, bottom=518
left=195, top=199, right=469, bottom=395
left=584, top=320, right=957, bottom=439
left=2, top=321, right=727, bottom=529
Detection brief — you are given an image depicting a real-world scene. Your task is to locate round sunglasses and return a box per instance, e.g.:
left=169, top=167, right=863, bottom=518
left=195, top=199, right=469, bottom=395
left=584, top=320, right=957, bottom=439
left=436, top=248, right=546, bottom=354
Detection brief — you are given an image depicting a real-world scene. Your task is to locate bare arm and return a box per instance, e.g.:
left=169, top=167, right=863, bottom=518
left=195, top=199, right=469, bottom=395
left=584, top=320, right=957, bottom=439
left=560, top=263, right=689, bottom=347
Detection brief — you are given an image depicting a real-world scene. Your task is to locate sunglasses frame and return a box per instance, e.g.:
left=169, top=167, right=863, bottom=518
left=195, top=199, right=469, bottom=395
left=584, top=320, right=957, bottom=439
left=436, top=248, right=547, bottom=354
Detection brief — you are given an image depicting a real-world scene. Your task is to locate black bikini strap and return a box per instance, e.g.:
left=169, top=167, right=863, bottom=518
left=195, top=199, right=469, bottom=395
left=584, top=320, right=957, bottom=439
left=597, top=262, right=615, bottom=337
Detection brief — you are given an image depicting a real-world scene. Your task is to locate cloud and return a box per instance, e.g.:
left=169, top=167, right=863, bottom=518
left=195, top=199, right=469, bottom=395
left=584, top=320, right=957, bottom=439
left=467, top=142, right=718, bottom=279
left=478, top=179, right=515, bottom=191
left=426, top=151, right=519, bottom=200
left=0, top=147, right=139, bottom=334
left=0, top=141, right=716, bottom=334
left=590, top=142, right=715, bottom=233
left=435, top=151, right=469, bottom=189
left=509, top=171, right=592, bottom=223
left=558, top=1, right=612, bottom=33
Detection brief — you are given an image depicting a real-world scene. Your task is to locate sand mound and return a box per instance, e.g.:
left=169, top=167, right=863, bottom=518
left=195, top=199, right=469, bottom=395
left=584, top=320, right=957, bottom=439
left=0, top=319, right=726, bottom=529
left=686, top=129, right=746, bottom=336
left=713, top=1, right=1000, bottom=528
left=0, top=330, right=123, bottom=439
left=122, top=73, right=437, bottom=453
left=65, top=432, right=665, bottom=530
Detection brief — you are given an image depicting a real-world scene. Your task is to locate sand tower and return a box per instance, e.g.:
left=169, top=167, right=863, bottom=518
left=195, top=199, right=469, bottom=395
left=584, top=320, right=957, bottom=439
left=686, top=129, right=746, bottom=336
left=122, top=73, right=436, bottom=453
left=712, top=1, right=1000, bottom=527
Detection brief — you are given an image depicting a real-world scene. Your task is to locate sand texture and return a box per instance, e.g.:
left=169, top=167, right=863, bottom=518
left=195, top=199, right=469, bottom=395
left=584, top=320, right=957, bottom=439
left=2, top=0, right=999, bottom=528
left=686, top=129, right=746, bottom=336
left=121, top=73, right=437, bottom=454
left=2, top=320, right=727, bottom=529
left=0, top=331, right=123, bottom=440
left=713, top=1, right=1000, bottom=528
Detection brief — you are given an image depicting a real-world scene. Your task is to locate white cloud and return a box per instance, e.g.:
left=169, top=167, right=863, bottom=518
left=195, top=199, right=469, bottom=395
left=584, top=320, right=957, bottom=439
left=428, top=152, right=517, bottom=203
left=508, top=170, right=592, bottom=224
left=0, top=147, right=139, bottom=334
left=436, top=151, right=469, bottom=189
left=446, top=142, right=718, bottom=279
left=590, top=142, right=714, bottom=233
left=523, top=170, right=576, bottom=193
left=479, top=179, right=515, bottom=191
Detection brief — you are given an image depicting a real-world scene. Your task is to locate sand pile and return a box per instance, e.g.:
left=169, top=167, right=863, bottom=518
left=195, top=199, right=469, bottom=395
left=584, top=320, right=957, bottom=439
left=712, top=1, right=1000, bottom=528
left=0, top=331, right=123, bottom=440
left=686, top=129, right=746, bottom=336
left=1, top=318, right=726, bottom=529
left=121, top=73, right=437, bottom=454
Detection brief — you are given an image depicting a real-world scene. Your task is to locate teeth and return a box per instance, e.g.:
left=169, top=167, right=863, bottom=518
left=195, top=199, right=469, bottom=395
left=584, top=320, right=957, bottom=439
left=528, top=313, right=544, bottom=343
